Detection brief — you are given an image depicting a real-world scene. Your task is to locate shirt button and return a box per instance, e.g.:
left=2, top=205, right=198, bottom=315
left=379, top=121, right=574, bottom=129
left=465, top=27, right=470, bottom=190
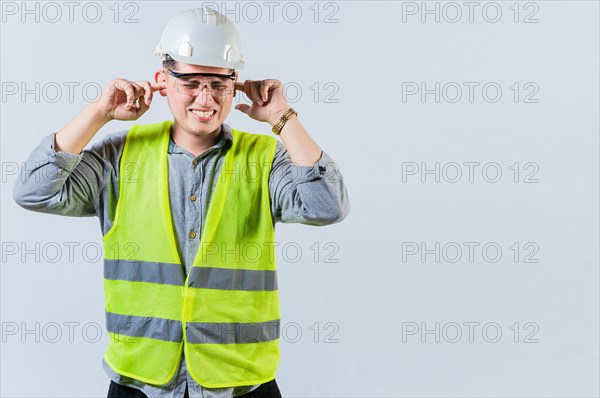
left=193, top=159, right=199, bottom=166
left=190, top=194, right=197, bottom=202
left=189, top=231, right=197, bottom=239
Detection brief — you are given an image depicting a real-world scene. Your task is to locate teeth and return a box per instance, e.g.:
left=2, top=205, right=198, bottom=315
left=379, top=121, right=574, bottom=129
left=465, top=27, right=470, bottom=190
left=191, top=110, right=214, bottom=117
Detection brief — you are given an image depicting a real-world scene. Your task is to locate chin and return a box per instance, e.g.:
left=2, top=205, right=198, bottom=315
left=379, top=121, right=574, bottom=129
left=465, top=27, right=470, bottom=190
left=189, top=124, right=220, bottom=136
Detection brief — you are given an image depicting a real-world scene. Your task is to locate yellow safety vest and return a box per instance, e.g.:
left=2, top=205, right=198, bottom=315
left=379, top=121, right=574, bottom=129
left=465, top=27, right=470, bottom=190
left=102, top=120, right=280, bottom=388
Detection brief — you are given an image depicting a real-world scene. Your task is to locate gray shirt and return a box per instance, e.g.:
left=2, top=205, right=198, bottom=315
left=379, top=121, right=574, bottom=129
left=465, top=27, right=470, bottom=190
left=12, top=122, right=350, bottom=398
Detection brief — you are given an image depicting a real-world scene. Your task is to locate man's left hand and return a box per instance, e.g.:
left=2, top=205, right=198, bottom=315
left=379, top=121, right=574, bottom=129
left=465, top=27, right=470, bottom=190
left=234, top=80, right=291, bottom=126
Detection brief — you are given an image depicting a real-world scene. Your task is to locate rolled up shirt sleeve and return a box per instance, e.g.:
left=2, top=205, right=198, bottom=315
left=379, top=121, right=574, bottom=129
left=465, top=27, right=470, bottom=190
left=269, top=140, right=350, bottom=225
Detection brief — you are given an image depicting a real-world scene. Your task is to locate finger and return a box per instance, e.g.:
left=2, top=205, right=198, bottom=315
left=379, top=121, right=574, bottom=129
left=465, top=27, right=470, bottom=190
left=110, top=80, right=132, bottom=105
left=122, top=82, right=137, bottom=110
left=260, top=81, right=271, bottom=103
left=234, top=81, right=246, bottom=91
left=132, top=82, right=145, bottom=98
left=137, top=81, right=154, bottom=106
left=151, top=81, right=167, bottom=92
left=116, top=81, right=138, bottom=110
left=145, top=83, right=153, bottom=106
left=129, top=82, right=144, bottom=110
left=136, top=94, right=151, bottom=115
left=249, top=82, right=262, bottom=105
left=235, top=103, right=251, bottom=115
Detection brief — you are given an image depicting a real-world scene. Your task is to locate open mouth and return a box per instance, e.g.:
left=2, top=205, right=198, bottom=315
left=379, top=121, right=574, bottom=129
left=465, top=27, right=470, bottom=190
left=190, top=109, right=217, bottom=120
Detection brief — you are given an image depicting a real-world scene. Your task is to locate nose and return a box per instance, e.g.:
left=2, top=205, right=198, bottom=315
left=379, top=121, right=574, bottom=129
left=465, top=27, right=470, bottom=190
left=194, top=84, right=214, bottom=104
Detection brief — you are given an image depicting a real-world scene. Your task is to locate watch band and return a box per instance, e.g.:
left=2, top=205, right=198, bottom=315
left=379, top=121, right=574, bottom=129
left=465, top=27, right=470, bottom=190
left=272, top=108, right=298, bottom=135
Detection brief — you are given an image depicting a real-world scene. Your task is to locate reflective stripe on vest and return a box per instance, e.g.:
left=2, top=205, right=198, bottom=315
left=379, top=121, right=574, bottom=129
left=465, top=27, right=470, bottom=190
left=102, top=120, right=279, bottom=388
left=186, top=319, right=280, bottom=344
left=106, top=312, right=183, bottom=342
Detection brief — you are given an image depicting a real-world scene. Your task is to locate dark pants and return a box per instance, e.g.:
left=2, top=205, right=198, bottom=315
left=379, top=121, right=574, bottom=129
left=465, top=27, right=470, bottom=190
left=107, top=379, right=282, bottom=398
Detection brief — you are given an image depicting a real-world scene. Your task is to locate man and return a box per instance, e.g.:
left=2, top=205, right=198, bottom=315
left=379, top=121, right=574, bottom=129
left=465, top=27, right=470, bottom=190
left=13, top=6, right=349, bottom=398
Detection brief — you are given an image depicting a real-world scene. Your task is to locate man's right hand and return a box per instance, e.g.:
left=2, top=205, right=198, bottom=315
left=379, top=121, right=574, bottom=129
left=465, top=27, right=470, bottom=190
left=53, top=78, right=167, bottom=155
left=96, top=79, right=167, bottom=121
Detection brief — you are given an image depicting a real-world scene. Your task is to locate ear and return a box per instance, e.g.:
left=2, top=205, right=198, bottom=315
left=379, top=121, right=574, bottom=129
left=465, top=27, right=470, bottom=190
left=154, top=70, right=168, bottom=97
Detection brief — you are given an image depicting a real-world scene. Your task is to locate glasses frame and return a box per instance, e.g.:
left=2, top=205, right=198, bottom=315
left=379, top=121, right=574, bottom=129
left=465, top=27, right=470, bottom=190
left=164, top=68, right=236, bottom=98
left=165, top=68, right=236, bottom=80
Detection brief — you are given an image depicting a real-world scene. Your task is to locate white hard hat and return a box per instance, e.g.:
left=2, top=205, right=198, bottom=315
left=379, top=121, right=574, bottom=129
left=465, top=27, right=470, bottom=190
left=155, top=7, right=245, bottom=70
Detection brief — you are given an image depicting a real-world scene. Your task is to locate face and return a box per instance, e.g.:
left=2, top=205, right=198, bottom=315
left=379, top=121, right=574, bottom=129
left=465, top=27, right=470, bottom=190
left=155, top=62, right=237, bottom=139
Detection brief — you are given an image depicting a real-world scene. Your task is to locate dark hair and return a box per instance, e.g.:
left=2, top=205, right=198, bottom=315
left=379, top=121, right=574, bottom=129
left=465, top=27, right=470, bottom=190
left=162, top=54, right=177, bottom=70
left=161, top=54, right=235, bottom=75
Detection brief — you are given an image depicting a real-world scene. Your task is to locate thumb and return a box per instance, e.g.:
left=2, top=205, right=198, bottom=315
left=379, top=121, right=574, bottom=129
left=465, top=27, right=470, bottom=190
left=235, top=104, right=251, bottom=114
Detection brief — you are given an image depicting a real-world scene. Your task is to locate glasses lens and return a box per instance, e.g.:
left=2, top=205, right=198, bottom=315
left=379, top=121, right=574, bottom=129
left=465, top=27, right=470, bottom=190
left=176, top=78, right=232, bottom=97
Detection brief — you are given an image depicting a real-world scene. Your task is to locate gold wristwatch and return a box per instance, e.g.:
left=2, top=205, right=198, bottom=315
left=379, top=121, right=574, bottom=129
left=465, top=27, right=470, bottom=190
left=271, top=108, right=298, bottom=135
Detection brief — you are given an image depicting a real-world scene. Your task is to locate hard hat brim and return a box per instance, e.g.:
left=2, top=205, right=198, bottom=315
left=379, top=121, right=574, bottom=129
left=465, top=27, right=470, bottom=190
left=163, top=53, right=244, bottom=71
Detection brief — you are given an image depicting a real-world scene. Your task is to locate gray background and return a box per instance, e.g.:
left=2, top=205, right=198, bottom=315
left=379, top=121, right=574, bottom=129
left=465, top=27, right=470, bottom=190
left=1, top=1, right=599, bottom=397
